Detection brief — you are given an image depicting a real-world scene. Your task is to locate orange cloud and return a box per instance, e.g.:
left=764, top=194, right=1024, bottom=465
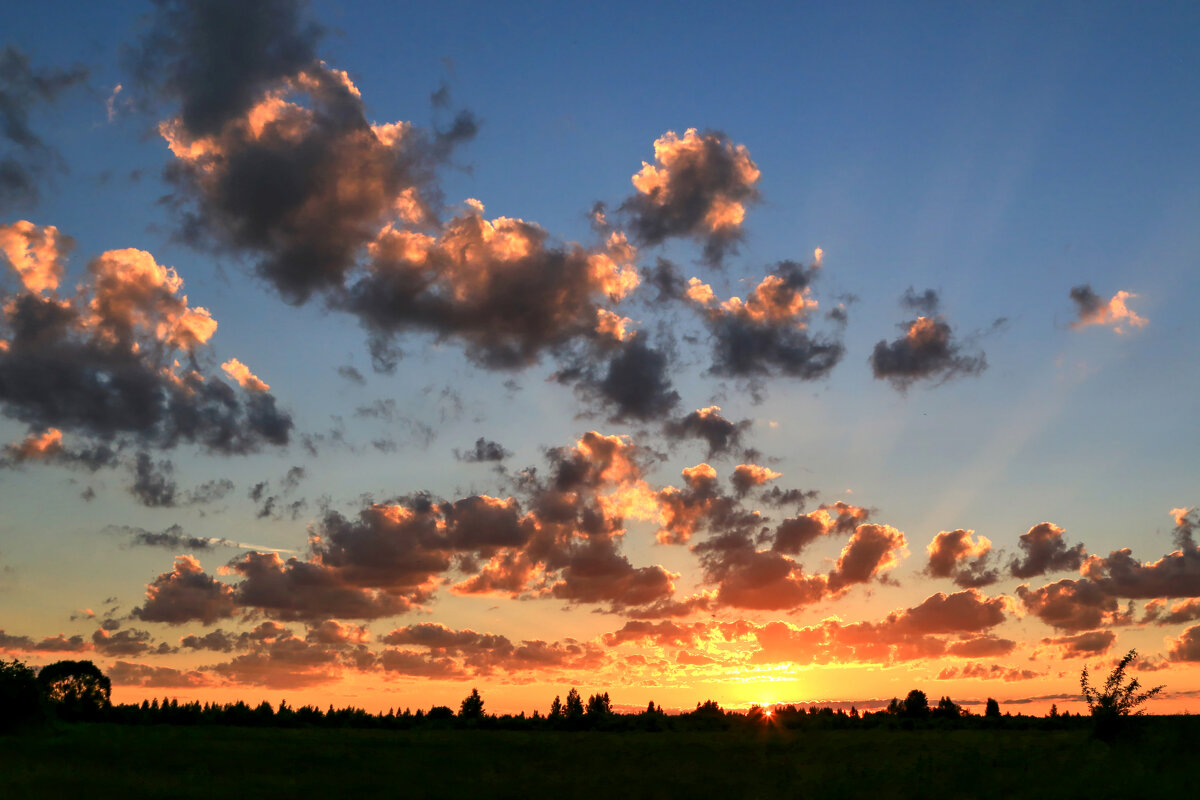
left=1069, top=286, right=1147, bottom=333
left=5, top=427, right=63, bottom=460
left=221, top=358, right=269, bottom=392
left=0, top=220, right=71, bottom=294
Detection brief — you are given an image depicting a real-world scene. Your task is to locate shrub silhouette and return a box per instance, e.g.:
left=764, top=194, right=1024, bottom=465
left=1080, top=648, right=1163, bottom=740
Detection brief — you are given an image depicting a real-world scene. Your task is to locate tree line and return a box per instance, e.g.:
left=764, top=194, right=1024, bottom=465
left=1, top=650, right=1161, bottom=738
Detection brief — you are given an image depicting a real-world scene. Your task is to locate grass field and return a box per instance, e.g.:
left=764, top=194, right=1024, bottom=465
left=1, top=720, right=1195, bottom=799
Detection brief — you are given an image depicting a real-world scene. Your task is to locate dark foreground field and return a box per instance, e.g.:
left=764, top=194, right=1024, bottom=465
left=2, top=720, right=1196, bottom=799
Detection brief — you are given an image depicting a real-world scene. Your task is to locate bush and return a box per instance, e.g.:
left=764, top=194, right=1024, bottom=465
left=1081, top=649, right=1163, bottom=741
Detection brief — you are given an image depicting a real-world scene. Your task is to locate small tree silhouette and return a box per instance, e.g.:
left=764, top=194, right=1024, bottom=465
left=1080, top=648, right=1164, bottom=740
left=459, top=687, right=484, bottom=720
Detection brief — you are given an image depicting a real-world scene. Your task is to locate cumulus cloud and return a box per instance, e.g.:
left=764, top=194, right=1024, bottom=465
left=559, top=333, right=679, bottom=422
left=0, top=46, right=88, bottom=210
left=1168, top=624, right=1200, bottom=662
left=926, top=529, right=999, bottom=588
left=0, top=223, right=293, bottom=455
left=730, top=463, right=780, bottom=496
left=870, top=292, right=986, bottom=390
left=1015, top=578, right=1120, bottom=631
left=1069, top=285, right=1147, bottom=333
left=619, top=128, right=760, bottom=262
left=1080, top=509, right=1200, bottom=599
left=1009, top=522, right=1086, bottom=579
left=132, top=555, right=237, bottom=625
left=686, top=260, right=844, bottom=381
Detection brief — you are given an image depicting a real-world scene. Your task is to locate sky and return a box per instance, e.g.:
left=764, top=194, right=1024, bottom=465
left=1, top=0, right=1199, bottom=715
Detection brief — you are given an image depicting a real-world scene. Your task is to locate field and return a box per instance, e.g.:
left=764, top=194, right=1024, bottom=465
left=1, top=720, right=1196, bottom=799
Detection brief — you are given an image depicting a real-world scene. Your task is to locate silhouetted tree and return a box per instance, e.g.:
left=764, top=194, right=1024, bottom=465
left=1, top=657, right=45, bottom=730
left=459, top=687, right=484, bottom=720
left=586, top=691, right=611, bottom=718
left=549, top=695, right=563, bottom=718
left=901, top=689, right=929, bottom=718
left=427, top=705, right=454, bottom=721
left=564, top=688, right=583, bottom=720
left=36, top=660, right=110, bottom=720
left=933, top=696, right=961, bottom=719
left=1081, top=648, right=1164, bottom=740
left=984, top=698, right=1001, bottom=718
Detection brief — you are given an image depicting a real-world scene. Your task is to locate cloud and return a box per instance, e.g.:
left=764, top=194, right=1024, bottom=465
left=0, top=629, right=89, bottom=654
left=1040, top=630, right=1115, bottom=658
left=1142, top=598, right=1200, bottom=626
left=1069, top=285, right=1147, bottom=333
left=455, top=437, right=511, bottom=463
left=132, top=555, right=238, bottom=625
left=619, top=128, right=760, bottom=262
left=221, top=357, right=269, bottom=392
left=108, top=661, right=211, bottom=688
left=1015, top=578, right=1120, bottom=631
left=127, top=453, right=234, bottom=508
left=926, top=529, right=999, bottom=588
left=729, top=463, right=780, bottom=497
left=0, top=46, right=88, bottom=210
left=0, top=223, right=293, bottom=455
left=826, top=524, right=909, bottom=593
left=0, top=220, right=72, bottom=293
left=566, top=333, right=680, bottom=422
left=870, top=299, right=986, bottom=390
left=92, top=627, right=166, bottom=657
left=936, top=663, right=1040, bottom=682
left=686, top=260, right=844, bottom=381
left=116, top=523, right=219, bottom=551
left=1168, top=624, right=1200, bottom=662
left=748, top=589, right=1010, bottom=666
left=663, top=406, right=751, bottom=458
left=1009, top=522, right=1086, bottom=579
left=336, top=364, right=365, bottom=385
left=900, top=286, right=940, bottom=315
left=381, top=622, right=606, bottom=677
left=1080, top=511, right=1200, bottom=599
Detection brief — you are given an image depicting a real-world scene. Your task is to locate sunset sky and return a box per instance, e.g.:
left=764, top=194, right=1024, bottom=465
left=2, top=0, right=1200, bottom=716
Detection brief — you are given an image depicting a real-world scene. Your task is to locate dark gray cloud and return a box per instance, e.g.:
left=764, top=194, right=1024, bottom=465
left=455, top=437, right=511, bottom=463
left=0, top=45, right=88, bottom=210
left=663, top=406, right=751, bottom=458
left=900, top=286, right=940, bottom=315
left=1009, top=522, right=1085, bottom=579
left=127, top=0, right=324, bottom=137
left=128, top=453, right=235, bottom=508
left=114, top=523, right=217, bottom=551
left=564, top=333, right=680, bottom=422
left=336, top=364, right=365, bottom=385
left=688, top=261, right=844, bottom=382
left=870, top=293, right=986, bottom=390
